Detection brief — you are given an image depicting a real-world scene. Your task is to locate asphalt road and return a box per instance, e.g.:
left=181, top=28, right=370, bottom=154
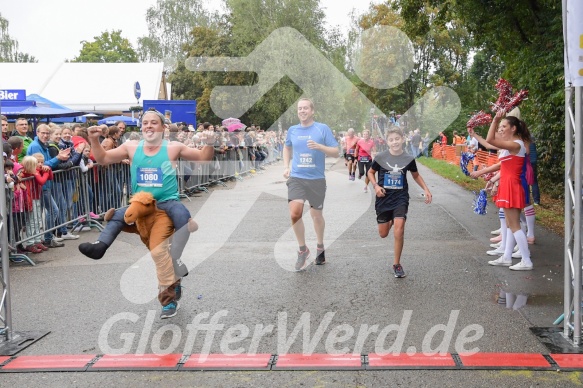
left=2, top=158, right=577, bottom=387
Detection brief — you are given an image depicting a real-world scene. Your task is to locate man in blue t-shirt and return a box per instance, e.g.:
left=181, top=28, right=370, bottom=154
left=283, top=98, right=339, bottom=271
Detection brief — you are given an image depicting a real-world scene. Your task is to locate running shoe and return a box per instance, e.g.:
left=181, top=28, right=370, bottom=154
left=315, top=247, right=326, bottom=265
left=61, top=232, right=80, bottom=240
left=24, top=245, right=42, bottom=254
left=512, top=250, right=523, bottom=259
left=393, top=264, right=406, bottom=278
left=34, top=243, right=49, bottom=252
left=488, top=257, right=512, bottom=266
left=487, top=248, right=505, bottom=256
left=175, top=283, right=182, bottom=301
left=491, top=228, right=501, bottom=235
left=295, top=248, right=311, bottom=271
left=160, top=301, right=179, bottom=319
left=490, top=242, right=501, bottom=249
left=509, top=261, right=533, bottom=271
left=43, top=239, right=64, bottom=248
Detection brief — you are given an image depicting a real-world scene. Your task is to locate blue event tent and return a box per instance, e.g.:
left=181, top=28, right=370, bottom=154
left=26, top=94, right=87, bottom=122
left=1, top=100, right=85, bottom=118
left=97, top=115, right=140, bottom=126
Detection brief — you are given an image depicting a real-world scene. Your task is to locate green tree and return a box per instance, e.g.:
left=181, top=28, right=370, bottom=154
left=169, top=24, right=233, bottom=123
left=398, top=0, right=564, bottom=196
left=225, top=0, right=320, bottom=127
left=0, top=12, right=36, bottom=62
left=351, top=2, right=471, bottom=130
left=351, top=4, right=409, bottom=116
left=73, top=30, right=138, bottom=63
left=137, top=0, right=218, bottom=70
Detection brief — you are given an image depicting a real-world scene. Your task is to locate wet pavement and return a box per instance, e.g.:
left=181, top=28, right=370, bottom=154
left=2, top=158, right=578, bottom=387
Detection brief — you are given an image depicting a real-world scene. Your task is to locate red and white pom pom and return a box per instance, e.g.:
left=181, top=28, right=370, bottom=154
left=504, top=90, right=529, bottom=112
left=495, top=79, right=513, bottom=99
left=467, top=110, right=493, bottom=130
left=492, top=78, right=514, bottom=112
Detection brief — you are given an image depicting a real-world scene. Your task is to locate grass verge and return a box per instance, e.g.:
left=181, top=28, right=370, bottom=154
left=417, top=157, right=565, bottom=236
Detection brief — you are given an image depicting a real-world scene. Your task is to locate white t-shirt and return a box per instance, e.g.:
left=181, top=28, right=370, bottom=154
left=468, top=137, right=479, bottom=151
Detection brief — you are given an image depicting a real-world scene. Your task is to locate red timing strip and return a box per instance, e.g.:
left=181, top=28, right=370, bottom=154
left=550, top=354, right=583, bottom=369
left=181, top=353, right=272, bottom=370
left=90, top=354, right=182, bottom=370
left=274, top=354, right=362, bottom=370
left=1, top=355, right=96, bottom=371
left=368, top=353, right=457, bottom=368
left=0, top=353, right=580, bottom=372
left=458, top=353, right=551, bottom=368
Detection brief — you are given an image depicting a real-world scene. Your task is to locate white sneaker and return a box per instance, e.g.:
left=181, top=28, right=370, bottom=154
left=487, top=248, right=505, bottom=256
left=491, top=228, right=501, bottom=235
left=488, top=257, right=512, bottom=266
left=53, top=236, right=64, bottom=242
left=490, top=242, right=501, bottom=249
left=512, top=250, right=523, bottom=259
left=513, top=244, right=519, bottom=252
left=61, top=232, right=79, bottom=240
left=509, top=261, right=533, bottom=271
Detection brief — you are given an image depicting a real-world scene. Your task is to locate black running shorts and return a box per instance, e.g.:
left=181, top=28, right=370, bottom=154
left=376, top=204, right=408, bottom=224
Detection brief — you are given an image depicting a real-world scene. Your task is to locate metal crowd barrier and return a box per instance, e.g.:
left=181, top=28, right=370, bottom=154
left=4, top=146, right=283, bottom=265
left=177, top=145, right=281, bottom=194
left=5, top=163, right=131, bottom=265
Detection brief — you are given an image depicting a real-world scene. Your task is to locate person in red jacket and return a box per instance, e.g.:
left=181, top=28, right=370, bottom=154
left=19, top=155, right=53, bottom=253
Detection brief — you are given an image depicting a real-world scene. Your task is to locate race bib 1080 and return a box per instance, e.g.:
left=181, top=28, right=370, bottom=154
left=137, top=167, right=163, bottom=187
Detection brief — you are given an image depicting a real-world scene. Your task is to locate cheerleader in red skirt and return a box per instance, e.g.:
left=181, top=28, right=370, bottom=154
left=469, top=110, right=533, bottom=270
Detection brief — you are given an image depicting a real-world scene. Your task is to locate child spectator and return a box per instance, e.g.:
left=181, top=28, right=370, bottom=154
left=19, top=155, right=53, bottom=253
left=5, top=158, right=22, bottom=248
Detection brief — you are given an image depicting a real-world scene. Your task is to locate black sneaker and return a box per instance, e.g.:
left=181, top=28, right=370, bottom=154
left=316, top=247, right=326, bottom=265
left=295, top=248, right=310, bottom=271
left=393, top=264, right=406, bottom=278
left=79, top=241, right=108, bottom=260
left=160, top=300, right=179, bottom=319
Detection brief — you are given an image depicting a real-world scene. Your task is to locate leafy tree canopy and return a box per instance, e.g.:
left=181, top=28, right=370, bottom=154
left=0, top=12, right=36, bottom=62
left=73, top=30, right=138, bottom=63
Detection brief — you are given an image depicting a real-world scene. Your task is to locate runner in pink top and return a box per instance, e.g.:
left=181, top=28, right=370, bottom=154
left=344, top=128, right=360, bottom=181
left=354, top=130, right=376, bottom=193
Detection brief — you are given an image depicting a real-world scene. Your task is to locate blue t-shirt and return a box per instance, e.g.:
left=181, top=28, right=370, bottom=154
left=285, top=122, right=338, bottom=180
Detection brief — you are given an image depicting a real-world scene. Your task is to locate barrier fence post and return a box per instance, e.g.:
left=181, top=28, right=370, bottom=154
left=0, top=148, right=49, bottom=355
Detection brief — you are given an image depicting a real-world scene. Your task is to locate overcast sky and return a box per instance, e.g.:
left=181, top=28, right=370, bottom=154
left=1, top=0, right=380, bottom=63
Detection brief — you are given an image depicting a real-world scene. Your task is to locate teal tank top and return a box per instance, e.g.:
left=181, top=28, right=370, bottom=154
left=131, top=140, right=179, bottom=202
